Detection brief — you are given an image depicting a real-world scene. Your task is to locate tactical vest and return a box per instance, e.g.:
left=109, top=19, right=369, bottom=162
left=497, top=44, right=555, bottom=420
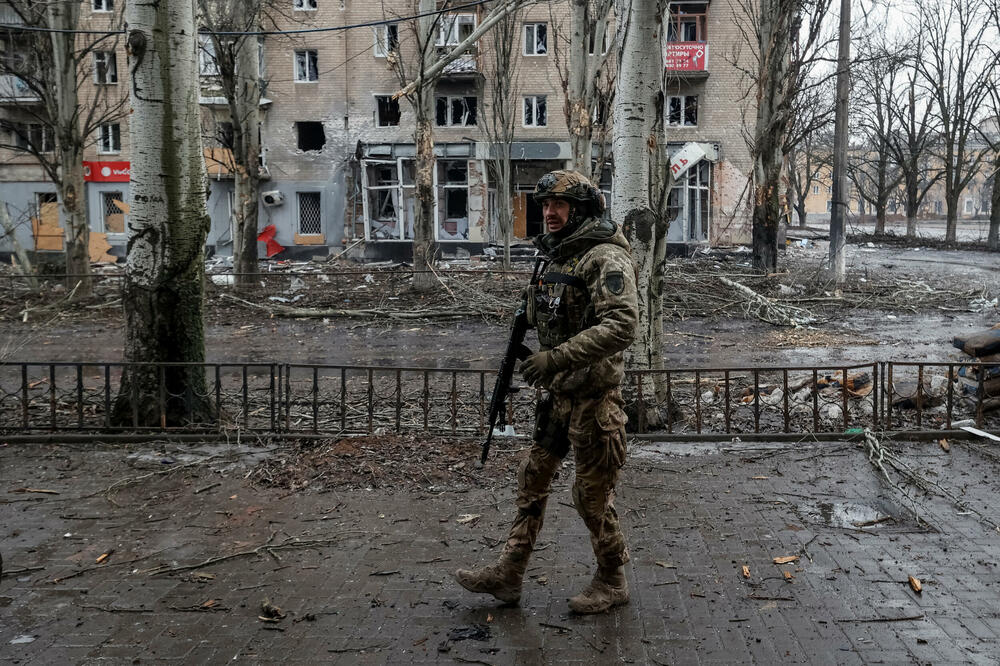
left=526, top=254, right=597, bottom=349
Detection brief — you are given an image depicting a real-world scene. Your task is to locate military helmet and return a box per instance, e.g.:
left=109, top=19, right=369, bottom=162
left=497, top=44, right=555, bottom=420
left=533, top=170, right=606, bottom=216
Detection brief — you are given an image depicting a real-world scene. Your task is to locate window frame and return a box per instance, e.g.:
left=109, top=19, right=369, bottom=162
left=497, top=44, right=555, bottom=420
left=522, top=95, right=547, bottom=127
left=293, top=50, right=319, bottom=83
left=374, top=24, right=399, bottom=58
left=16, top=123, right=54, bottom=153
left=375, top=95, right=401, bottom=127
left=435, top=95, right=478, bottom=127
left=101, top=190, right=127, bottom=236
left=296, top=191, right=323, bottom=235
left=436, top=14, right=477, bottom=47
left=293, top=0, right=317, bottom=10
left=92, top=0, right=113, bottom=12
left=523, top=22, right=548, bottom=56
left=666, top=1, right=708, bottom=43
left=97, top=122, right=121, bottom=154
left=667, top=95, right=698, bottom=127
left=93, top=51, right=118, bottom=84
left=588, top=21, right=609, bottom=55
left=199, top=35, right=219, bottom=77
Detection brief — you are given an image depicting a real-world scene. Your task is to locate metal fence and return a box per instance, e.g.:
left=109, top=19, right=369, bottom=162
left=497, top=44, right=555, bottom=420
left=0, top=361, right=996, bottom=439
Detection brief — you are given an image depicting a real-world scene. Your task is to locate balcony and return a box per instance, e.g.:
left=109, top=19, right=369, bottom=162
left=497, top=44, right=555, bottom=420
left=437, top=48, right=479, bottom=79
left=0, top=75, right=40, bottom=103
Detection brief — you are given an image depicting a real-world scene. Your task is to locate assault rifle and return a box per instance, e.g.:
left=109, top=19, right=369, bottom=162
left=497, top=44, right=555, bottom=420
left=480, top=258, right=545, bottom=465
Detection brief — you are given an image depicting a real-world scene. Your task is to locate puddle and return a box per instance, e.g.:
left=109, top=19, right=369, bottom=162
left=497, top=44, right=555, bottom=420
left=798, top=501, right=895, bottom=529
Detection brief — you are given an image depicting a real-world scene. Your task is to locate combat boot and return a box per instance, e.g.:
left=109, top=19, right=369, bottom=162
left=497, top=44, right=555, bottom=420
left=454, top=551, right=527, bottom=604
left=568, top=565, right=629, bottom=614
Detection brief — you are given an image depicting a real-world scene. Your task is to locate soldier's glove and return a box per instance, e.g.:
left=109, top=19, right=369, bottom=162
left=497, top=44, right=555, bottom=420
left=519, top=351, right=558, bottom=388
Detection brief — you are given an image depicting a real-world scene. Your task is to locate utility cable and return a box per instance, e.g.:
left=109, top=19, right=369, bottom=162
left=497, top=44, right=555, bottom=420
left=0, top=0, right=502, bottom=36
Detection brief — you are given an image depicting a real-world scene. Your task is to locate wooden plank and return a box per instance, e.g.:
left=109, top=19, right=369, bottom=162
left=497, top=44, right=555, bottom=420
left=293, top=233, right=325, bottom=245
left=32, top=201, right=63, bottom=251
left=88, top=231, right=116, bottom=263
left=513, top=193, right=526, bottom=239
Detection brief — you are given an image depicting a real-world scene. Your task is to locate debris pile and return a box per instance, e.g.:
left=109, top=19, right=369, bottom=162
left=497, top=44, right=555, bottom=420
left=952, top=323, right=1000, bottom=400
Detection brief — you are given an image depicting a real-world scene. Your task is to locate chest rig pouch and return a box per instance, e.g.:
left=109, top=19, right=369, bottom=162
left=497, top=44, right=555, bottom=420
left=526, top=258, right=594, bottom=349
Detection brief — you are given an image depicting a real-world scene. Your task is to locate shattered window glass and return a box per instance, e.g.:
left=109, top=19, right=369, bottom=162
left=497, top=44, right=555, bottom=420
left=438, top=161, right=469, bottom=240
left=524, top=23, right=547, bottom=55
left=522, top=95, right=547, bottom=127
left=376, top=96, right=400, bottom=127
left=684, top=95, right=698, bottom=126
left=294, top=50, right=318, bottom=82
left=435, top=96, right=478, bottom=126
left=102, top=191, right=125, bottom=234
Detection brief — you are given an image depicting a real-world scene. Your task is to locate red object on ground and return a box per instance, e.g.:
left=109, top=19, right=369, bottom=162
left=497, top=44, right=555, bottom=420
left=257, top=224, right=285, bottom=258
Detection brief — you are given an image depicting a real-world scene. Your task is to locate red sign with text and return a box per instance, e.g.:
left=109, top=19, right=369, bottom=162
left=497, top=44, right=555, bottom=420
left=83, top=161, right=131, bottom=182
left=664, top=43, right=708, bottom=71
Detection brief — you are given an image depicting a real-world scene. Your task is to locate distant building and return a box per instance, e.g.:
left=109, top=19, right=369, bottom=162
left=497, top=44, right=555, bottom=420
left=0, top=0, right=755, bottom=263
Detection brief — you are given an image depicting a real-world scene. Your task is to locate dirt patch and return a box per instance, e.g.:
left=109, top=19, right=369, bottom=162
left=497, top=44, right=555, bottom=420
left=247, top=434, right=521, bottom=493
left=762, top=328, right=879, bottom=349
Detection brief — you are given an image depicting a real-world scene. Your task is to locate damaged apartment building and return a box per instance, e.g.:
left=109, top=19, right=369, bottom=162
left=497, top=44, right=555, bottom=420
left=0, top=0, right=752, bottom=264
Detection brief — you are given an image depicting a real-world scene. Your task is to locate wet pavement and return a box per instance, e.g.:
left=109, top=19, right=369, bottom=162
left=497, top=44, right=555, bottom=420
left=4, top=435, right=1000, bottom=664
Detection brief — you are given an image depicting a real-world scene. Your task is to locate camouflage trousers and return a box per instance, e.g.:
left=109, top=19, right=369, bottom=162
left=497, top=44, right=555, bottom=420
left=502, top=389, right=629, bottom=569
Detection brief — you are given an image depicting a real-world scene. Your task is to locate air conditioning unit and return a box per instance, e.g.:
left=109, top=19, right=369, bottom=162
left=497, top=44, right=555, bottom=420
left=261, top=190, right=284, bottom=206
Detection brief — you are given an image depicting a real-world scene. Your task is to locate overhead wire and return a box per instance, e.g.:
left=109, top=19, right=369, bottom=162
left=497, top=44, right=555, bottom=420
left=0, top=0, right=499, bottom=36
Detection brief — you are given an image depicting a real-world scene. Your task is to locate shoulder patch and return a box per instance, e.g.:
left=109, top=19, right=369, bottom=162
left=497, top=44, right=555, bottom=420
left=605, top=270, right=625, bottom=296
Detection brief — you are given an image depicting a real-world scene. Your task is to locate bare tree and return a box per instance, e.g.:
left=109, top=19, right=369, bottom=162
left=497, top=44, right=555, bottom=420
left=478, top=4, right=523, bottom=269
left=0, top=1, right=127, bottom=296
left=884, top=44, right=941, bottom=238
left=785, top=81, right=832, bottom=228
left=731, top=0, right=833, bottom=272
left=197, top=0, right=268, bottom=289
left=550, top=0, right=614, bottom=178
left=847, top=37, right=909, bottom=234
left=113, top=0, right=213, bottom=426
left=981, top=85, right=1000, bottom=250
left=391, top=0, right=526, bottom=291
left=916, top=0, right=995, bottom=242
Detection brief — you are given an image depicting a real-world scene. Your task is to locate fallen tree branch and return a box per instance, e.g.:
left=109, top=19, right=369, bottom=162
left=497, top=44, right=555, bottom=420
left=221, top=293, right=479, bottom=320
left=718, top=276, right=818, bottom=327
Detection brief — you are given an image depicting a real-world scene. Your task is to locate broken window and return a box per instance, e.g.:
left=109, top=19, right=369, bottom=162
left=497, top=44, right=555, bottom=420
left=592, top=96, right=608, bottom=126
left=523, top=95, right=546, bottom=127
left=295, top=122, right=325, bottom=151
left=102, top=191, right=126, bottom=234
left=98, top=123, right=120, bottom=153
left=93, top=0, right=112, bottom=11
left=93, top=51, right=117, bottom=84
left=667, top=2, right=707, bottom=42
left=14, top=123, right=53, bottom=153
left=524, top=23, right=547, bottom=55
left=438, top=160, right=469, bottom=240
left=437, top=14, right=476, bottom=46
left=667, top=160, right=710, bottom=241
left=667, top=95, right=698, bottom=127
left=293, top=0, right=317, bottom=9
left=294, top=50, right=318, bottom=82
left=375, top=96, right=400, bottom=127
left=363, top=159, right=416, bottom=240
left=374, top=24, right=399, bottom=57
left=199, top=35, right=219, bottom=76
left=297, top=192, right=322, bottom=235
left=435, top=96, right=477, bottom=127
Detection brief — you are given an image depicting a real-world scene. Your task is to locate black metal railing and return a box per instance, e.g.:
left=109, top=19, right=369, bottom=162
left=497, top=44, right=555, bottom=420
left=0, top=361, right=996, bottom=438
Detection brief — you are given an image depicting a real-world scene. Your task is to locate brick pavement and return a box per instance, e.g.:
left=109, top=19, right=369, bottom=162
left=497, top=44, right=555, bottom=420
left=3, top=436, right=1000, bottom=664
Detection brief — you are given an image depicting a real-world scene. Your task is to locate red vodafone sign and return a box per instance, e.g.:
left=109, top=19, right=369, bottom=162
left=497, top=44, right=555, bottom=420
left=665, top=43, right=708, bottom=71
left=83, top=160, right=130, bottom=182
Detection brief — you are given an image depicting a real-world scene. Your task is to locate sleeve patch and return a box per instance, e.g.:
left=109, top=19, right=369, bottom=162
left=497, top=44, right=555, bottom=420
left=605, top=271, right=625, bottom=295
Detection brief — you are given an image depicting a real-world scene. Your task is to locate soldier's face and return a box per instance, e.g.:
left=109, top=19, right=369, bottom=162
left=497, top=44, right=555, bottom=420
left=543, top=199, right=571, bottom=233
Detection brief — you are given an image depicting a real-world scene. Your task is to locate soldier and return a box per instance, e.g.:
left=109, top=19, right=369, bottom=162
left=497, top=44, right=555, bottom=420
left=455, top=170, right=639, bottom=614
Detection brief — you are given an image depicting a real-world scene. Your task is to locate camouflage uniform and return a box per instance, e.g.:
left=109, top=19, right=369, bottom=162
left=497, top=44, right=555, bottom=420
left=456, top=171, right=639, bottom=612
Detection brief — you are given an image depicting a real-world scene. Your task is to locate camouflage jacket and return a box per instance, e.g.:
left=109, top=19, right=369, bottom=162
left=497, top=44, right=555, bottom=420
left=526, top=216, right=639, bottom=395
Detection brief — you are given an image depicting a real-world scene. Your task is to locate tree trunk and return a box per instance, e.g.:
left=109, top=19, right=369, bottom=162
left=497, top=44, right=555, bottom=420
left=905, top=175, right=918, bottom=236
left=411, top=0, right=437, bottom=292
left=412, top=106, right=437, bottom=291
left=113, top=0, right=212, bottom=427
left=989, top=154, right=999, bottom=251
left=46, top=1, right=91, bottom=297
left=567, top=0, right=592, bottom=175
left=945, top=190, right=958, bottom=242
left=232, top=29, right=261, bottom=290
left=614, top=0, right=671, bottom=428
left=827, top=0, right=850, bottom=283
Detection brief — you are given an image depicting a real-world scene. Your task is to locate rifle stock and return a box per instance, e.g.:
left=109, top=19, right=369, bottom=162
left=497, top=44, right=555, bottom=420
left=480, top=258, right=544, bottom=464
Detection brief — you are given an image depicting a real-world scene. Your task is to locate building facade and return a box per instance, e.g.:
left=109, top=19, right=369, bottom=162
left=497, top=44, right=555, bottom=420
left=0, top=0, right=754, bottom=264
